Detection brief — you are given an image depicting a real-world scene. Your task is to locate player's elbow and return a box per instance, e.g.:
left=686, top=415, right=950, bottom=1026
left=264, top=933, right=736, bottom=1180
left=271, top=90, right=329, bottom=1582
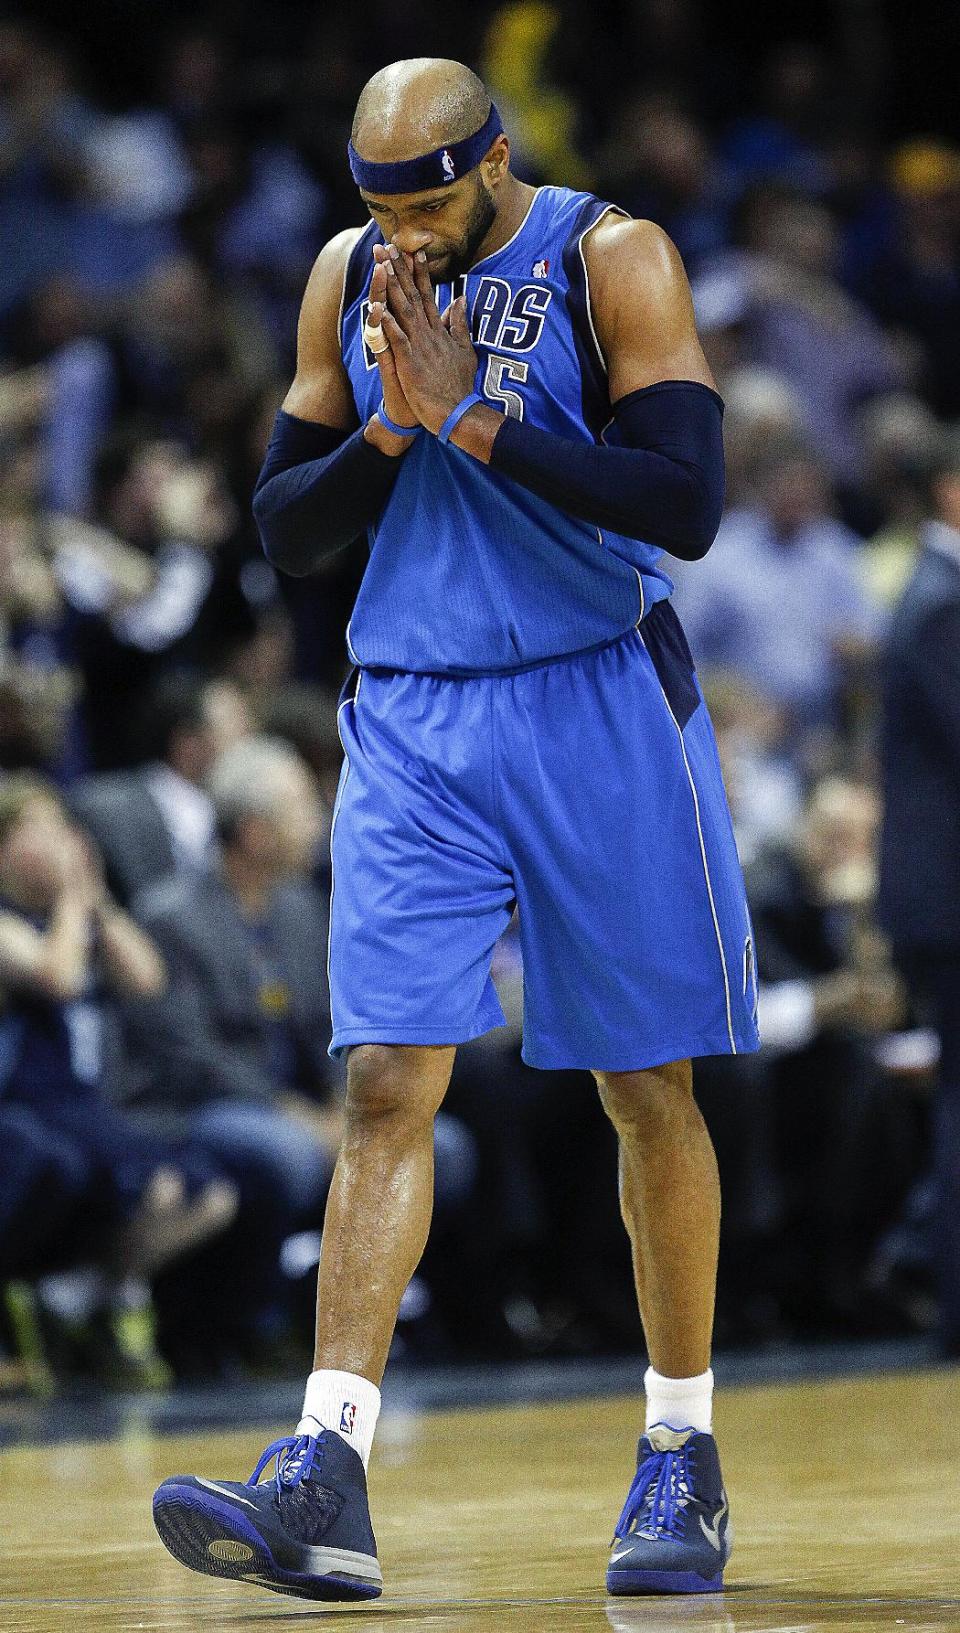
left=667, top=524, right=718, bottom=563
left=665, top=465, right=723, bottom=561
left=253, top=487, right=315, bottom=577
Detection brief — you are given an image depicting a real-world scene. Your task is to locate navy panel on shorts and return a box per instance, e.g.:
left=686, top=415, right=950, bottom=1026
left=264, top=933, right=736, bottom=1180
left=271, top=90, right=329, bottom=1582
left=328, top=602, right=761, bottom=1071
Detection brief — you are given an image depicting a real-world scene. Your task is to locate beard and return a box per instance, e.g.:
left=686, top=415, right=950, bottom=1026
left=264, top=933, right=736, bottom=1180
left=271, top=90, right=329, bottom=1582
left=433, top=178, right=498, bottom=282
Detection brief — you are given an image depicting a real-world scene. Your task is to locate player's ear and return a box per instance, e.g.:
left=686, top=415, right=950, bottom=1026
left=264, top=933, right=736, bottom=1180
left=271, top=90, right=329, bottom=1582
left=483, top=135, right=510, bottom=190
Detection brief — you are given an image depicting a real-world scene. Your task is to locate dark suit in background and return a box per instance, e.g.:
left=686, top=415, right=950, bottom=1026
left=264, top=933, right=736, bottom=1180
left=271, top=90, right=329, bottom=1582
left=69, top=765, right=213, bottom=908
left=126, top=868, right=334, bottom=1115
left=879, top=524, right=960, bottom=1352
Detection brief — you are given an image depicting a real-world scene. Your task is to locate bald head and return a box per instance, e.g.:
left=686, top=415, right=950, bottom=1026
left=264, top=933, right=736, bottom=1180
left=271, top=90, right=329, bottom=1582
left=352, top=58, right=490, bottom=161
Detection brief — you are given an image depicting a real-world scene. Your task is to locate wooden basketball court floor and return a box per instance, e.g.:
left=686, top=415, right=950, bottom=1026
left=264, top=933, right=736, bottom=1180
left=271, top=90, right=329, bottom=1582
left=1, top=1365, right=958, bottom=1632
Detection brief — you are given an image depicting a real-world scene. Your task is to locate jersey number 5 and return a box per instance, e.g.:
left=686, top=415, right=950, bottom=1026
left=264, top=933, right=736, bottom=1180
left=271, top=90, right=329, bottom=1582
left=483, top=354, right=528, bottom=420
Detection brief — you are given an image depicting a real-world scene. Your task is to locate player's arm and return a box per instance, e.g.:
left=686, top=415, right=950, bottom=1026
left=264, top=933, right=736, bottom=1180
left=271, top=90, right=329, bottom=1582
left=479, top=219, right=724, bottom=560
left=253, top=230, right=417, bottom=578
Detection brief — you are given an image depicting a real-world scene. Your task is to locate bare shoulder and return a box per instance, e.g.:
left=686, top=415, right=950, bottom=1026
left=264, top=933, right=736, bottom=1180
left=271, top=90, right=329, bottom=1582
left=585, top=216, right=690, bottom=306
left=286, top=226, right=368, bottom=425
left=299, top=226, right=368, bottom=332
left=584, top=214, right=715, bottom=397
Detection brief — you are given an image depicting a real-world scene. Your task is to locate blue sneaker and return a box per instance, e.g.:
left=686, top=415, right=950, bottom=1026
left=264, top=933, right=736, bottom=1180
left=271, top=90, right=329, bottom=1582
left=152, top=1430, right=382, bottom=1601
left=606, top=1424, right=732, bottom=1595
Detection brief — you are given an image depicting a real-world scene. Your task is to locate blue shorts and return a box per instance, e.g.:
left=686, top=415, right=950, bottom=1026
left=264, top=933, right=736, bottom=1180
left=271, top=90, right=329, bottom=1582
left=328, top=601, right=761, bottom=1071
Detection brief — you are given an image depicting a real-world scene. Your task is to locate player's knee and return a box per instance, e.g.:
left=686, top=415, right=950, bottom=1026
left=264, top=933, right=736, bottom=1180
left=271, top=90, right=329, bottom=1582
left=345, top=1043, right=452, bottom=1128
left=594, top=1060, right=694, bottom=1137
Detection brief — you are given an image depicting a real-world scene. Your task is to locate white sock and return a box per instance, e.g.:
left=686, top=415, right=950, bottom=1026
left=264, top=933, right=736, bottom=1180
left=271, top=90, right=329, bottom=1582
left=644, top=1365, right=714, bottom=1435
left=297, top=1369, right=381, bottom=1470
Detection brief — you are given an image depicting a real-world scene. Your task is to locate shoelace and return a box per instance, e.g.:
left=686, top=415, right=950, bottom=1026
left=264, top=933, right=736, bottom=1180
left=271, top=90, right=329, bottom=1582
left=615, top=1444, right=691, bottom=1541
left=246, top=1433, right=321, bottom=1498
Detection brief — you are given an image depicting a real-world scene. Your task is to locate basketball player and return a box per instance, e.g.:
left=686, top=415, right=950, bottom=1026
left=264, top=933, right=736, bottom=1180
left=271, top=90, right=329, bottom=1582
left=153, top=58, right=760, bottom=1601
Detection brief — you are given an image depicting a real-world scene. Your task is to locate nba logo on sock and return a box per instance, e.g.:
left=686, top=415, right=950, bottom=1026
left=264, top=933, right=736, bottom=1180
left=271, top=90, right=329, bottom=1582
left=532, top=258, right=550, bottom=278
left=340, top=1402, right=357, bottom=1434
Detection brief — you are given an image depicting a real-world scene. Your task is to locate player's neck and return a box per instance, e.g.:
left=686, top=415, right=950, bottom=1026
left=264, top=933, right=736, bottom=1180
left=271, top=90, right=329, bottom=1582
left=468, top=177, right=537, bottom=269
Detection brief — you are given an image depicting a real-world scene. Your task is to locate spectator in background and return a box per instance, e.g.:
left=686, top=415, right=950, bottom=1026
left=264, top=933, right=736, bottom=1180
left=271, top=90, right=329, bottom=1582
left=259, top=682, right=347, bottom=814
left=858, top=393, right=942, bottom=604
left=747, top=776, right=912, bottom=1330
left=672, top=440, right=880, bottom=737
left=0, top=1099, right=90, bottom=1290
left=74, top=434, right=239, bottom=765
left=721, top=41, right=837, bottom=196
left=0, top=773, right=236, bottom=1384
left=692, top=187, right=902, bottom=486
left=879, top=434, right=960, bottom=1355
left=0, top=22, right=177, bottom=316
left=702, top=673, right=802, bottom=868
left=857, top=142, right=960, bottom=420
left=717, top=365, right=810, bottom=507
left=595, top=92, right=729, bottom=272
left=117, top=257, right=276, bottom=441
left=70, top=673, right=251, bottom=907
left=120, top=734, right=336, bottom=1368
left=178, top=118, right=327, bottom=354
left=2, top=276, right=114, bottom=518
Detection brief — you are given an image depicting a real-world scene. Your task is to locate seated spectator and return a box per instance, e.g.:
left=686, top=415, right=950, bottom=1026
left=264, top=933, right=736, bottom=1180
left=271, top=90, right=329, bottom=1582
left=703, top=672, right=803, bottom=867
left=119, top=736, right=342, bottom=1370
left=70, top=673, right=252, bottom=906
left=0, top=1100, right=90, bottom=1282
left=259, top=683, right=346, bottom=814
left=0, top=773, right=236, bottom=1386
left=747, top=775, right=919, bottom=1331
left=719, top=367, right=810, bottom=504
left=672, top=440, right=881, bottom=736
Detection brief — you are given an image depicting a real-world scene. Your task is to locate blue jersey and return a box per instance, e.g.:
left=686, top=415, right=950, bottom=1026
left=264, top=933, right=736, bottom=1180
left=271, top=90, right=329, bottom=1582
left=340, top=185, right=673, bottom=675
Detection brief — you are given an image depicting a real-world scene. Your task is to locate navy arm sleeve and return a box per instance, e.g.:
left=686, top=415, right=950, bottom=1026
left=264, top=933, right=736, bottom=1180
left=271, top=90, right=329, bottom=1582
left=253, top=409, right=406, bottom=577
left=487, top=380, right=725, bottom=562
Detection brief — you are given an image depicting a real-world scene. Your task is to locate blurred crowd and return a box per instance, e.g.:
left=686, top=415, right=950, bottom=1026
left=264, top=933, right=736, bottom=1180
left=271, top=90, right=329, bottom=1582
left=1, top=1, right=959, bottom=1390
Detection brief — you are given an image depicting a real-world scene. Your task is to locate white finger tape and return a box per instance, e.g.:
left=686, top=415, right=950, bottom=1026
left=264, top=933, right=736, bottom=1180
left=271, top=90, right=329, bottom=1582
left=363, top=321, right=389, bottom=355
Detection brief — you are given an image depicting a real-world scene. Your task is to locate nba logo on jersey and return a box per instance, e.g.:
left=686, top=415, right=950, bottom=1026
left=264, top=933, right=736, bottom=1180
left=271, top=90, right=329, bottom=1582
left=340, top=1402, right=357, bottom=1434
left=441, top=149, right=455, bottom=180
left=532, top=258, right=550, bottom=278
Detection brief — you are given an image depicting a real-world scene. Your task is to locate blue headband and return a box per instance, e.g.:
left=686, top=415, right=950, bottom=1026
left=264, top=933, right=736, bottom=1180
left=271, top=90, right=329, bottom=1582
left=348, top=102, right=503, bottom=195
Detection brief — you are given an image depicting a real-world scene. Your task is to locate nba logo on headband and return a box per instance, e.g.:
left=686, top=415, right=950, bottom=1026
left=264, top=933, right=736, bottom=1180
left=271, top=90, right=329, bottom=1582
left=441, top=150, right=455, bottom=181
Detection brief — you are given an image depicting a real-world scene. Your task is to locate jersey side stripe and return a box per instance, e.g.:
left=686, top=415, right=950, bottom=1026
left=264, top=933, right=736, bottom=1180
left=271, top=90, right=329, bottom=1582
left=340, top=220, right=381, bottom=345
left=562, top=198, right=627, bottom=439
left=641, top=631, right=737, bottom=1054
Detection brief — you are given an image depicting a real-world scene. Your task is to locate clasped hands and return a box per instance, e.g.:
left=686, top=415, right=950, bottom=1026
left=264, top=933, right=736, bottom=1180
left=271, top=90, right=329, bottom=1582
left=367, top=243, right=479, bottom=437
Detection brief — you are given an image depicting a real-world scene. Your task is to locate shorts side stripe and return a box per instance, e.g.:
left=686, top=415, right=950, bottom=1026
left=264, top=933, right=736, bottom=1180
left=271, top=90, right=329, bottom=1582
left=634, top=567, right=645, bottom=627
left=643, top=648, right=736, bottom=1054
left=327, top=676, right=362, bottom=1036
